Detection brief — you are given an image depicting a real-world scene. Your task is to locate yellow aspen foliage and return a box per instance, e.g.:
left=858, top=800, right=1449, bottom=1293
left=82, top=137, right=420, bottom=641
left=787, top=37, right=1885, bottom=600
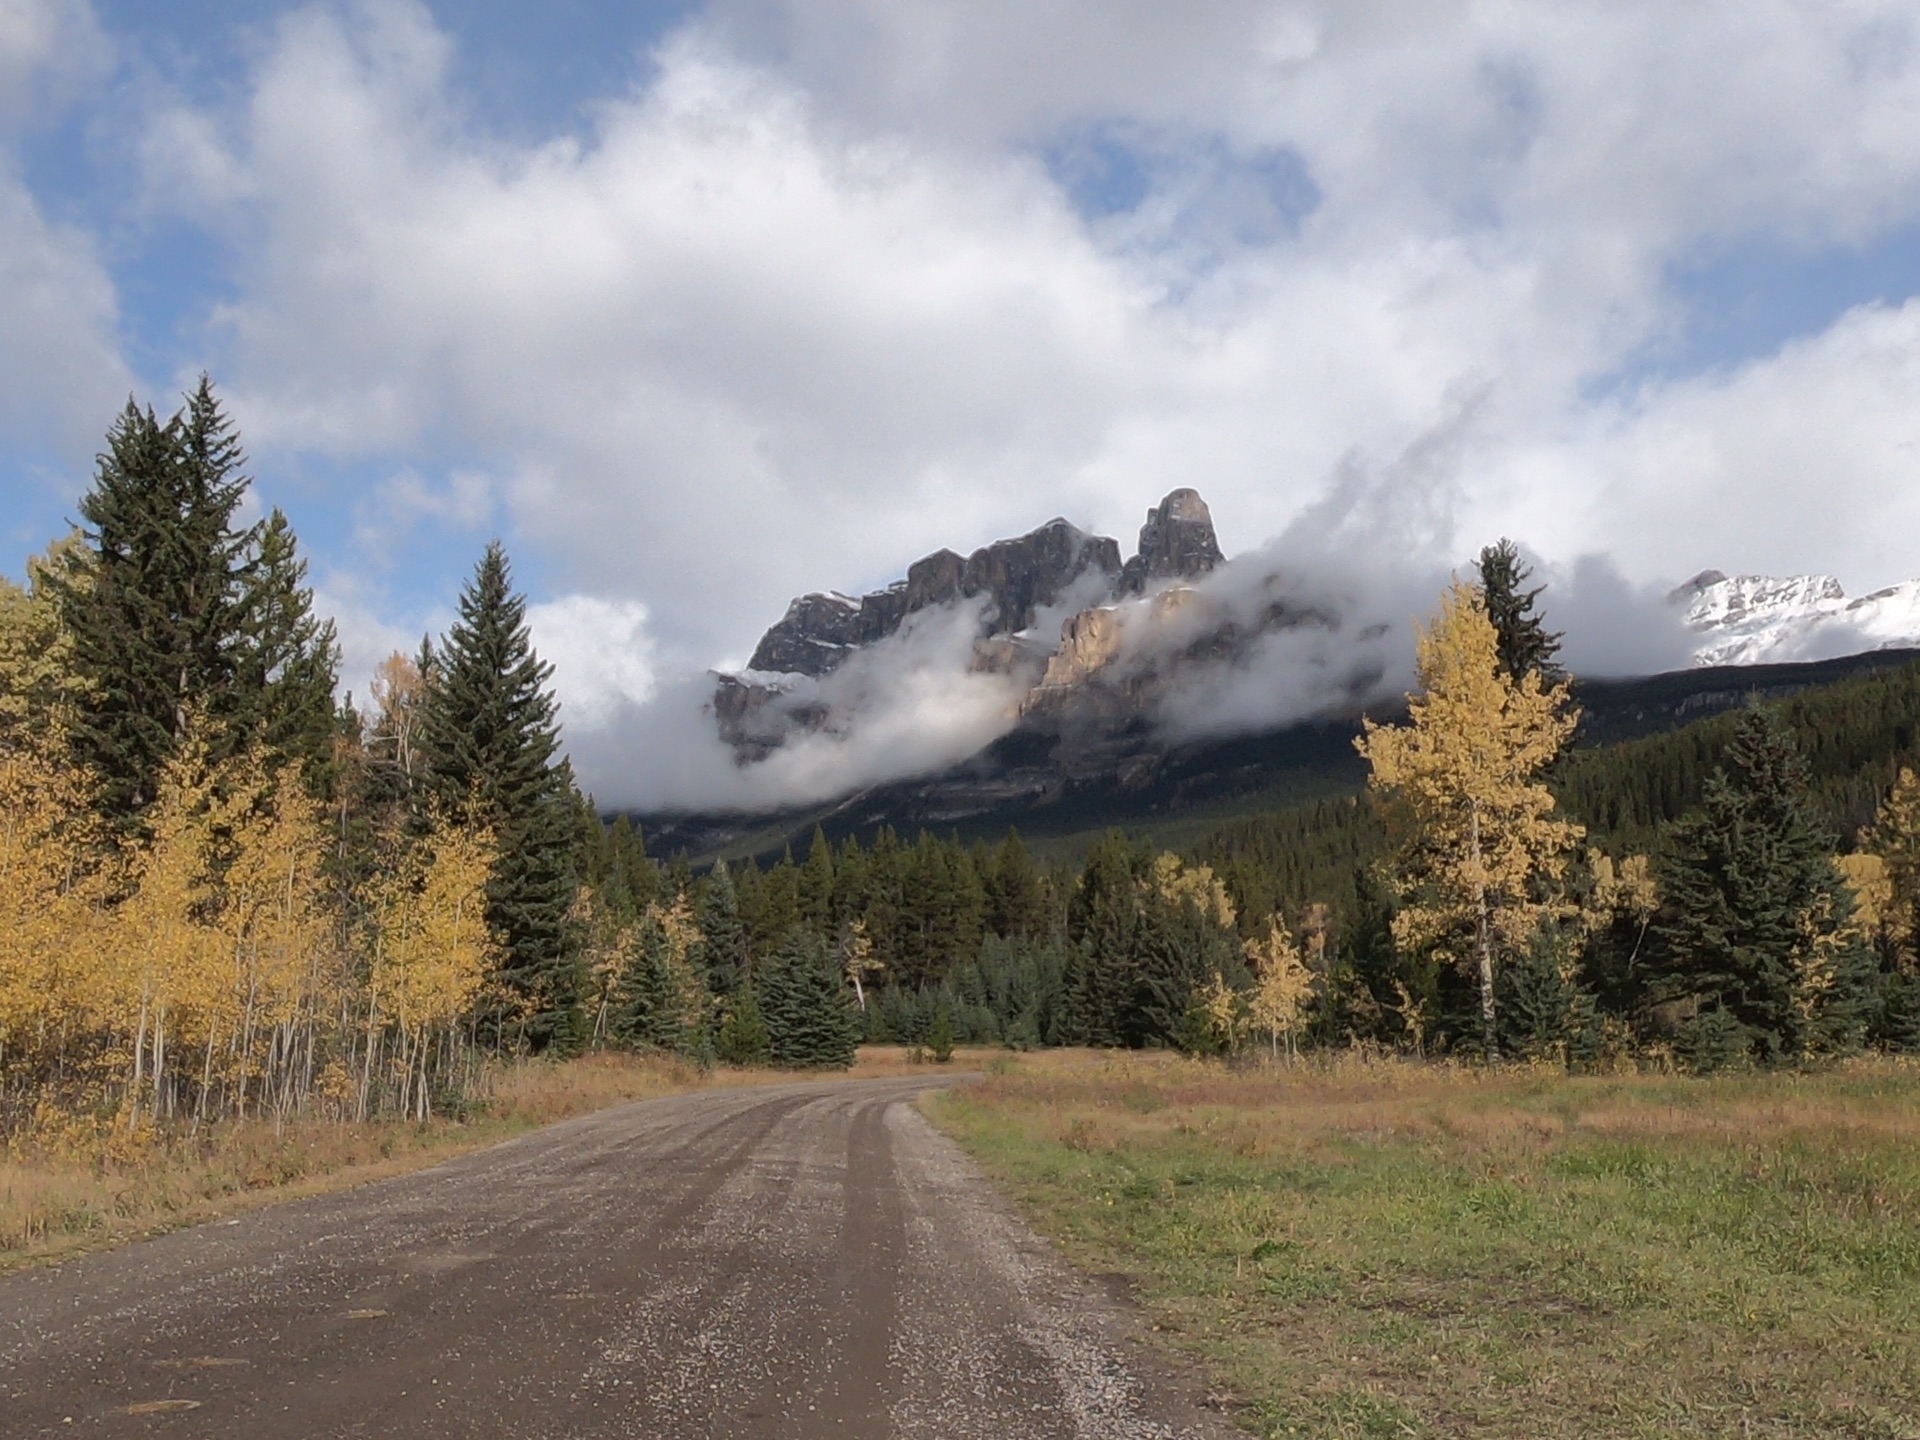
left=367, top=651, right=427, bottom=786
left=0, top=535, right=87, bottom=754
left=1245, top=917, right=1315, bottom=1061
left=1148, top=852, right=1237, bottom=929
left=0, top=746, right=106, bottom=1083
left=212, top=763, right=335, bottom=1120
left=1356, top=580, right=1583, bottom=1059
left=1864, top=766, right=1920, bottom=969
left=1198, top=971, right=1244, bottom=1052
left=839, top=917, right=883, bottom=1010
left=578, top=888, right=636, bottom=1048
left=1835, top=853, right=1891, bottom=939
left=110, top=736, right=226, bottom=1126
left=367, top=816, right=498, bottom=1118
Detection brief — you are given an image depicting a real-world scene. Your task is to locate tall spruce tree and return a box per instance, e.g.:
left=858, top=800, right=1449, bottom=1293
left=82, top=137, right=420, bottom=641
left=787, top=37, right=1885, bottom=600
left=1650, top=707, right=1878, bottom=1064
left=755, top=926, right=860, bottom=1068
left=1475, top=538, right=1564, bottom=684
left=419, top=541, right=584, bottom=1052
left=237, top=508, right=340, bottom=786
left=1062, top=833, right=1144, bottom=1047
left=698, top=859, right=747, bottom=995
left=57, top=382, right=258, bottom=823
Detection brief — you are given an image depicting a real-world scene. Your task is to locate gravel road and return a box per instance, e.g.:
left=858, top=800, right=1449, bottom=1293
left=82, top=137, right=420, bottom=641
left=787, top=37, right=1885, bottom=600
left=0, top=1076, right=1238, bottom=1439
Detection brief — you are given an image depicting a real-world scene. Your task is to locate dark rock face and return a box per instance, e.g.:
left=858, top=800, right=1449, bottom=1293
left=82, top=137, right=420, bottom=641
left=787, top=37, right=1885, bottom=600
left=1666, top=569, right=1728, bottom=605
left=745, top=518, right=1122, bottom=678
left=718, top=489, right=1232, bottom=768
left=1119, top=488, right=1223, bottom=594
left=744, top=593, right=865, bottom=676
left=711, top=673, right=830, bottom=763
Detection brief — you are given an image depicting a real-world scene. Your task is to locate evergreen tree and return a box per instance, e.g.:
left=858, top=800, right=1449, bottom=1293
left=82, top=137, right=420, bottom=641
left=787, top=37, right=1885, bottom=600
left=1476, top=538, right=1564, bottom=684
left=715, top=981, right=772, bottom=1066
left=925, top=1004, right=956, bottom=1063
left=1062, top=833, right=1143, bottom=1047
left=986, top=831, right=1049, bottom=938
left=697, top=859, right=747, bottom=995
left=56, top=383, right=257, bottom=824
left=798, top=827, right=836, bottom=933
left=1650, top=708, right=1878, bottom=1063
left=755, top=926, right=860, bottom=1068
left=419, top=542, right=583, bottom=1052
left=611, top=915, right=682, bottom=1051
left=237, top=508, right=340, bottom=786
left=1495, top=927, right=1601, bottom=1066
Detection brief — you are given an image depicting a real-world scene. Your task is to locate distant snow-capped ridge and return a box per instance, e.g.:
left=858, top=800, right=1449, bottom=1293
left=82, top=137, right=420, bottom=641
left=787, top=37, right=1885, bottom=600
left=1673, top=569, right=1920, bottom=667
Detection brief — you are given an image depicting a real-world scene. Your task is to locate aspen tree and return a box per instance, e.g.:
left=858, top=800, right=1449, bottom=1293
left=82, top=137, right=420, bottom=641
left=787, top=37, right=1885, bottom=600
left=0, top=745, right=102, bottom=1085
left=1864, top=767, right=1920, bottom=968
left=1356, top=581, right=1582, bottom=1059
left=1245, top=917, right=1315, bottom=1061
left=113, top=736, right=225, bottom=1125
left=215, top=761, right=333, bottom=1120
left=367, top=817, right=498, bottom=1119
left=838, top=917, right=882, bottom=1010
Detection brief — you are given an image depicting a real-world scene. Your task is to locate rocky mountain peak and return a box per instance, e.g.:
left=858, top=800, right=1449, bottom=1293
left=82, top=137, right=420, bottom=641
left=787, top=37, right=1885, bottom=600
left=718, top=489, right=1239, bottom=761
left=742, top=516, right=1121, bottom=680
left=1119, top=488, right=1224, bottom=594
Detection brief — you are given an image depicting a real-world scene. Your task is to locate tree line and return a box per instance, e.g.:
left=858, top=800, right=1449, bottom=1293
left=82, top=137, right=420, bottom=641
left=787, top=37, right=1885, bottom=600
left=7, top=387, right=1916, bottom=1138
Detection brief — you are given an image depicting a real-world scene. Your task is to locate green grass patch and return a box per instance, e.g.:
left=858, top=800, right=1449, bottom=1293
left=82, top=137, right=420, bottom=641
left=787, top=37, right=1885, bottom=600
left=931, top=1054, right=1920, bottom=1439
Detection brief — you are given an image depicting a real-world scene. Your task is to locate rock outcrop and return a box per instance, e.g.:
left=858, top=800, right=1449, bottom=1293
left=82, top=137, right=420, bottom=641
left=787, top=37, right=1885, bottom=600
left=715, top=488, right=1247, bottom=764
left=744, top=518, right=1121, bottom=679
left=1118, top=488, right=1223, bottom=594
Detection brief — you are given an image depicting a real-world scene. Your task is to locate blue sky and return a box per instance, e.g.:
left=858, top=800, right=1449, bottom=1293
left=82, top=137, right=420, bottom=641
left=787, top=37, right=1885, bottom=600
left=5, top=0, right=1920, bottom=802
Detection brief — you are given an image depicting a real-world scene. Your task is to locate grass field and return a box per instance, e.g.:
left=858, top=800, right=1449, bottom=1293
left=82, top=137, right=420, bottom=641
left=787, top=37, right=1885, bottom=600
left=0, top=1044, right=994, bottom=1273
left=931, top=1053, right=1920, bottom=1440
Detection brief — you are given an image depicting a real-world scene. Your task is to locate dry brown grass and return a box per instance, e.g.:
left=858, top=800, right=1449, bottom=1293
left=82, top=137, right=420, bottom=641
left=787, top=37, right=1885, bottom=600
left=0, top=1044, right=1019, bottom=1273
left=934, top=1050, right=1920, bottom=1439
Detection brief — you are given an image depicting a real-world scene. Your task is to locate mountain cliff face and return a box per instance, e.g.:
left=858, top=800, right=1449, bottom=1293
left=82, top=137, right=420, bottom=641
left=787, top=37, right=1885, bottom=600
left=714, top=490, right=1236, bottom=759
left=1675, top=570, right=1920, bottom=666
left=744, top=517, right=1121, bottom=678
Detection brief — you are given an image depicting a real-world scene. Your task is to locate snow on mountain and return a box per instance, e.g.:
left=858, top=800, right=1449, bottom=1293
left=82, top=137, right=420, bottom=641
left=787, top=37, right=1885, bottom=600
left=1678, top=570, right=1920, bottom=667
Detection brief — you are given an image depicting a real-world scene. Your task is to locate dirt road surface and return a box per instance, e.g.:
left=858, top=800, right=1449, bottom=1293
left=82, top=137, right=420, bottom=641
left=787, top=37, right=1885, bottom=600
left=0, top=1077, right=1239, bottom=1438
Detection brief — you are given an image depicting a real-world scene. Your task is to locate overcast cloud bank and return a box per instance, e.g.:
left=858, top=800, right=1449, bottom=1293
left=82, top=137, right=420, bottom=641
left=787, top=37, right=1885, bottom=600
left=4, top=0, right=1920, bottom=805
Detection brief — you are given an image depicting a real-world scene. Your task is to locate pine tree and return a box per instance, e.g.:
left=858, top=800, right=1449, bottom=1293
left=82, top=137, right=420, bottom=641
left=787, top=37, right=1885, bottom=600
left=1495, top=927, right=1601, bottom=1066
left=236, top=509, right=340, bottom=787
left=1475, top=538, right=1564, bottom=684
left=697, top=859, right=747, bottom=995
left=715, top=981, right=772, bottom=1066
left=1650, top=707, right=1878, bottom=1063
left=1356, top=581, right=1583, bottom=1058
left=925, top=1004, right=956, bottom=1063
left=611, top=915, right=681, bottom=1051
left=1062, top=833, right=1143, bottom=1047
left=56, top=383, right=257, bottom=824
left=755, top=926, right=859, bottom=1068
left=986, top=830, right=1049, bottom=938
left=798, top=827, right=835, bottom=933
left=419, top=542, right=583, bottom=1053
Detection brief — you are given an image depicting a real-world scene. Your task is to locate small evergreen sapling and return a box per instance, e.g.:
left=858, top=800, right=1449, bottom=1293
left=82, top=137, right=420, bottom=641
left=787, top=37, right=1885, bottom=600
left=716, top=982, right=773, bottom=1067
left=925, top=1005, right=956, bottom=1064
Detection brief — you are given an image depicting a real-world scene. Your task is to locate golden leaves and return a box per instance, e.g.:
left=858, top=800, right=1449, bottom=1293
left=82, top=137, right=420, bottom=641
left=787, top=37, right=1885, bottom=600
left=1356, top=581, right=1584, bottom=1052
left=1245, top=916, right=1316, bottom=1060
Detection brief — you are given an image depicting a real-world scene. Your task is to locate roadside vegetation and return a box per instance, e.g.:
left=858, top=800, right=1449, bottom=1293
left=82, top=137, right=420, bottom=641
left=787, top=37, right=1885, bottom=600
left=933, top=1051, right=1920, bottom=1439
